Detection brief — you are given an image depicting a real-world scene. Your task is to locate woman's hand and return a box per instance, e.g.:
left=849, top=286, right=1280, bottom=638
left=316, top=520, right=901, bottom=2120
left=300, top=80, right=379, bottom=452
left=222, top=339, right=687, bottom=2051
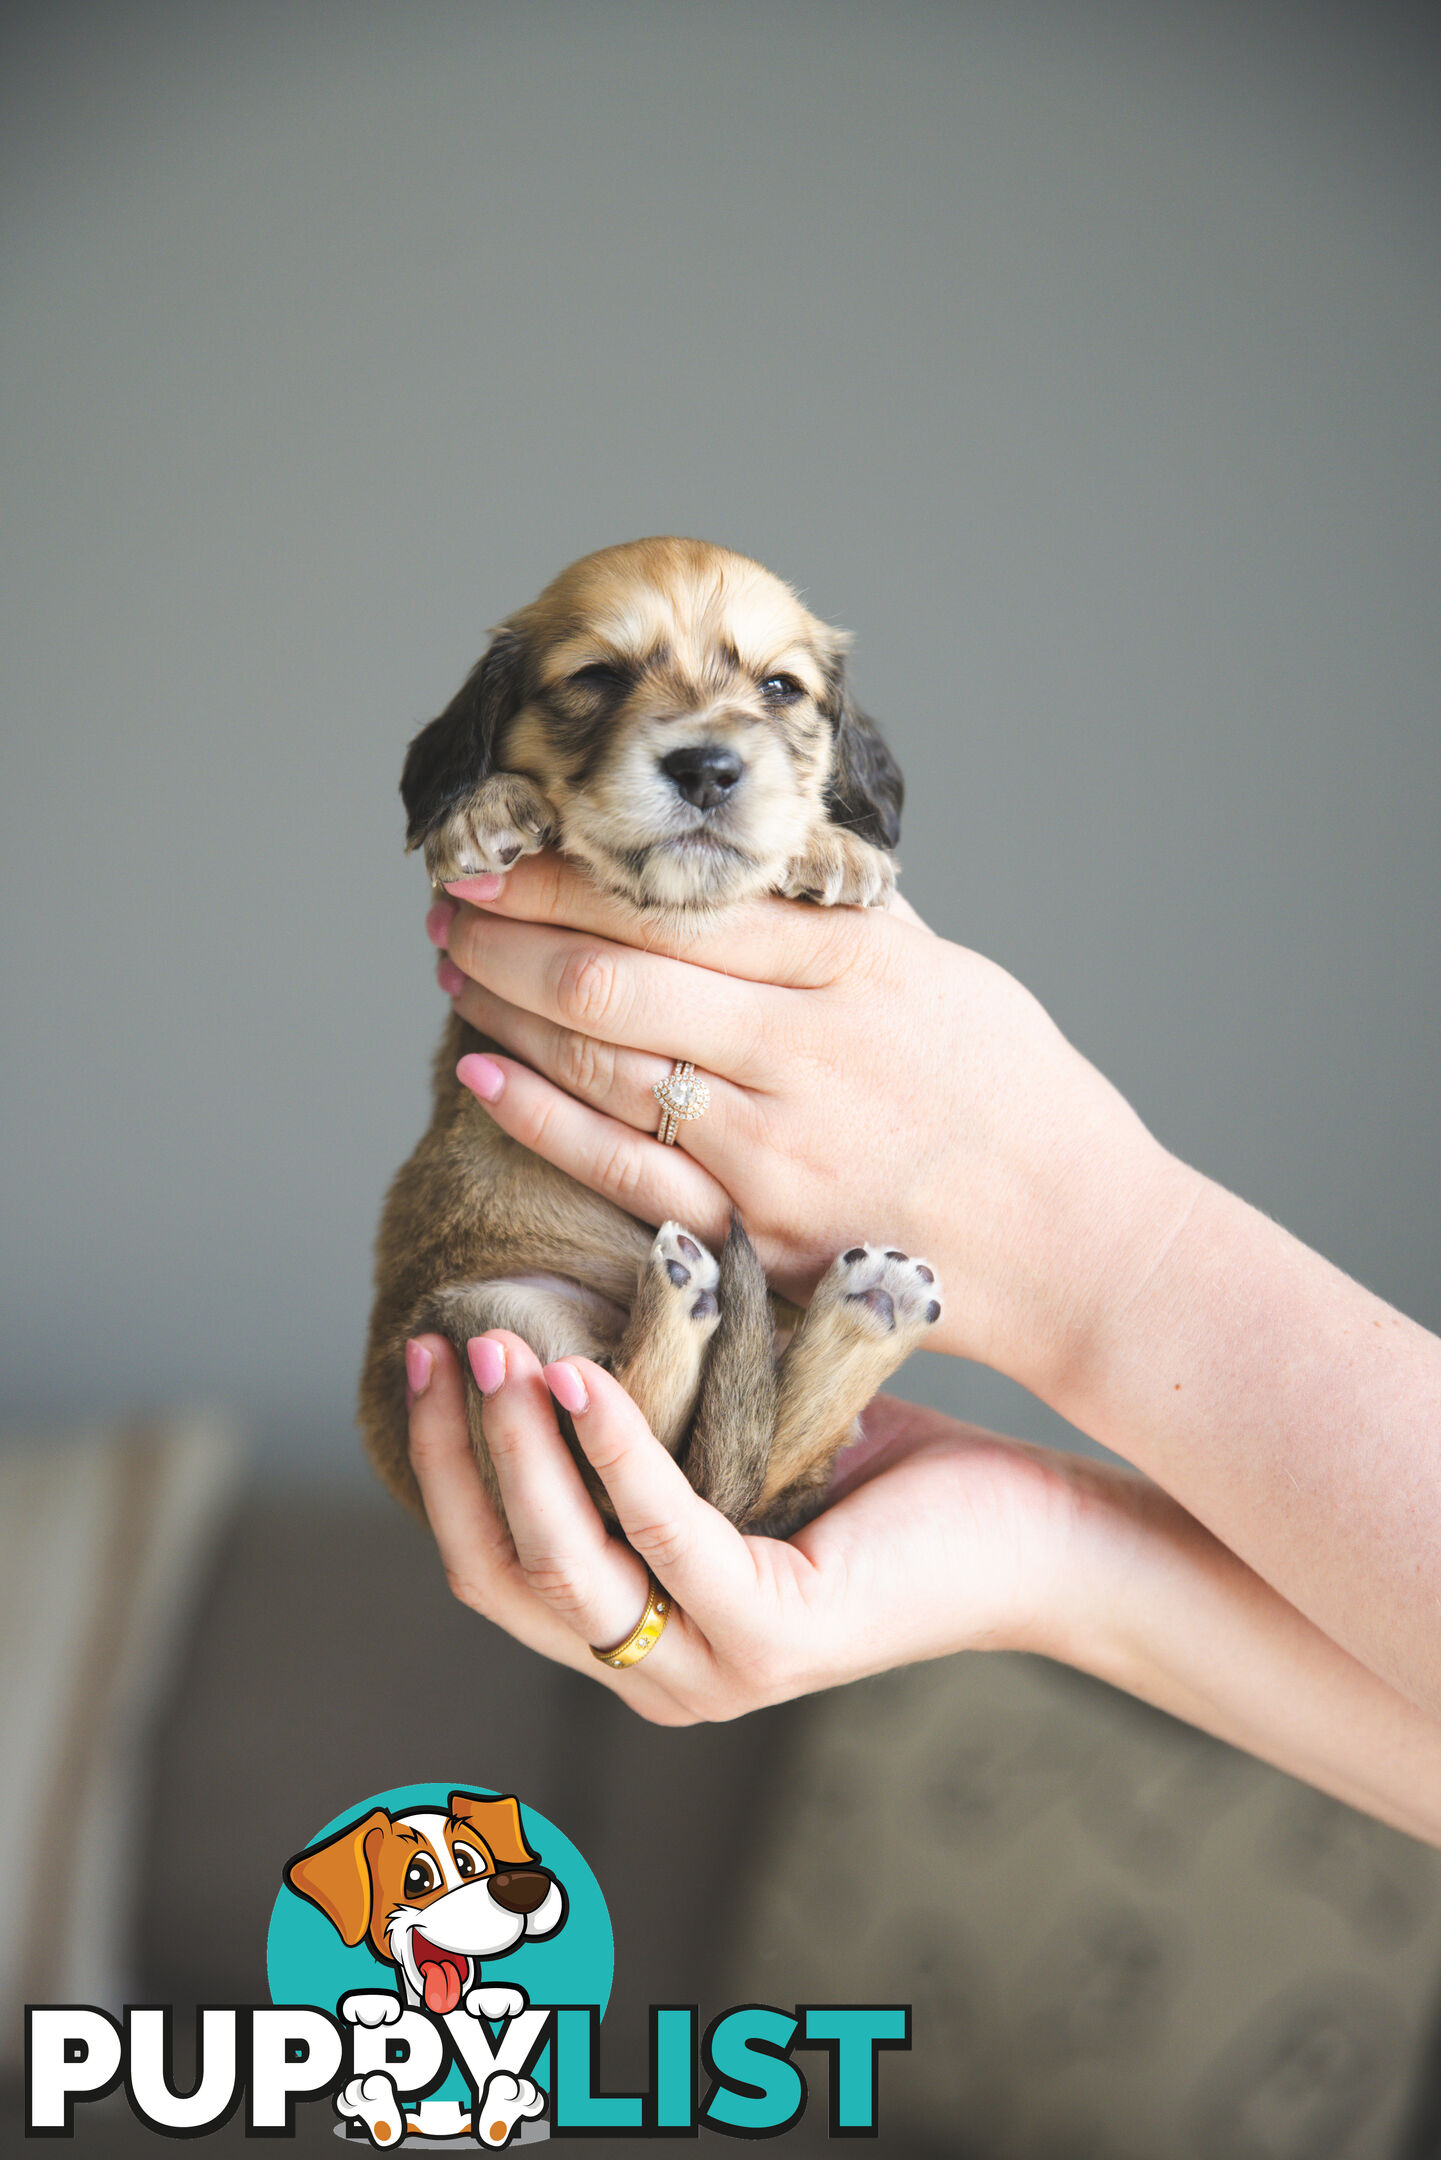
left=403, top=1329, right=1071, bottom=1722
left=405, top=1330, right=1441, bottom=1844
left=421, top=850, right=1441, bottom=1733
left=427, top=855, right=1196, bottom=1403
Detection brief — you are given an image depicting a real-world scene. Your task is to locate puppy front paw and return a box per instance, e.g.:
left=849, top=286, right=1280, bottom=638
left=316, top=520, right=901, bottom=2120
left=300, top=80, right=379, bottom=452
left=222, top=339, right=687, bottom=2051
left=819, top=1243, right=942, bottom=1345
left=463, top=1983, right=529, bottom=2023
left=420, top=773, right=556, bottom=884
left=339, top=1991, right=403, bottom=2028
left=780, top=830, right=896, bottom=908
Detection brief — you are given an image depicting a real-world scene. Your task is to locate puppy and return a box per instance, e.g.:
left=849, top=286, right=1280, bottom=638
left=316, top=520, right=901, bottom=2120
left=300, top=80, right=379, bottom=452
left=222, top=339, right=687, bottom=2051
left=284, top=1791, right=565, bottom=2015
left=361, top=538, right=941, bottom=1537
left=286, top=1792, right=558, bottom=2147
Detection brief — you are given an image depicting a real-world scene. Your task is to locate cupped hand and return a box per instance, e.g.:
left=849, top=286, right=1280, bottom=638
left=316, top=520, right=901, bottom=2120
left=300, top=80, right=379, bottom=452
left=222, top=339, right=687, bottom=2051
left=427, top=854, right=1198, bottom=1400
left=403, top=1329, right=1077, bottom=1723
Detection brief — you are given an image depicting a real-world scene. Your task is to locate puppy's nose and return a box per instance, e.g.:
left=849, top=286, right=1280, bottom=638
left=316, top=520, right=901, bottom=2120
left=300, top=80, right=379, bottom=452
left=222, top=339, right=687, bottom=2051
left=660, top=743, right=744, bottom=810
left=488, top=1869, right=552, bottom=1915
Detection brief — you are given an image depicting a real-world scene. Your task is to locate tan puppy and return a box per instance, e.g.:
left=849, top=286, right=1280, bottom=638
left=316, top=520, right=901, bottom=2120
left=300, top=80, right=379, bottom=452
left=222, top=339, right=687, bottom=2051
left=361, top=539, right=941, bottom=1536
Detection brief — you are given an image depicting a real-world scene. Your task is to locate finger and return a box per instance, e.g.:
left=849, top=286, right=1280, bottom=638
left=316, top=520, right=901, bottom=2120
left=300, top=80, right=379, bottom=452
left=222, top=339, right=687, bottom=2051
left=406, top=1336, right=688, bottom=1692
left=406, top=1336, right=581, bottom=1654
left=451, top=975, right=758, bottom=1148
left=443, top=904, right=787, bottom=1084
left=456, top=1052, right=735, bottom=1246
left=551, top=1357, right=771, bottom=1635
left=475, top=1330, right=657, bottom=1649
left=443, top=851, right=865, bottom=989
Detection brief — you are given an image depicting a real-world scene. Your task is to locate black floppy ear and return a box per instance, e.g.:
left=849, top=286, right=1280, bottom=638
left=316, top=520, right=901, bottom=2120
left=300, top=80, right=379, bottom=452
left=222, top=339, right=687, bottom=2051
left=401, top=626, right=527, bottom=851
left=820, top=648, right=904, bottom=852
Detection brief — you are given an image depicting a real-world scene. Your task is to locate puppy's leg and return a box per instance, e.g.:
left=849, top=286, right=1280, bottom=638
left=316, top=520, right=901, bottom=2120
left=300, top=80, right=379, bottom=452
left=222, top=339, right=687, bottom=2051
left=751, top=1245, right=942, bottom=1534
left=780, top=829, right=895, bottom=909
left=681, top=1217, right=778, bottom=1526
left=421, top=772, right=556, bottom=885
left=609, top=1223, right=721, bottom=1453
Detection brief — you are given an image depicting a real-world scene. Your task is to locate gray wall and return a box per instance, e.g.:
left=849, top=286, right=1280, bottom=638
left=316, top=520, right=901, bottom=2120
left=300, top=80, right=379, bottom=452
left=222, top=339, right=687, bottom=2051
left=4, top=0, right=1438, bottom=1481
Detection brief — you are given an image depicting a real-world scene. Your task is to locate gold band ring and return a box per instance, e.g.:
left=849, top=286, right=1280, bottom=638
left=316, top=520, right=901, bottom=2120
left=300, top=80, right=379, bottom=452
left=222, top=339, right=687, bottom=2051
left=653, top=1060, right=710, bottom=1147
left=590, top=1573, right=673, bottom=1669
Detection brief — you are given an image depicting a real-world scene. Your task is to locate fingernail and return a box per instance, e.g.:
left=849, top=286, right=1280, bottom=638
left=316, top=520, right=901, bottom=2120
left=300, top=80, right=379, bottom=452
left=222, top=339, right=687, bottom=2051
left=437, top=957, right=466, bottom=996
left=468, top=1336, right=506, bottom=1395
left=404, top=1340, right=433, bottom=1404
left=445, top=874, right=504, bottom=902
left=545, top=1361, right=589, bottom=1415
left=425, top=899, right=458, bottom=947
left=457, top=1053, right=505, bottom=1103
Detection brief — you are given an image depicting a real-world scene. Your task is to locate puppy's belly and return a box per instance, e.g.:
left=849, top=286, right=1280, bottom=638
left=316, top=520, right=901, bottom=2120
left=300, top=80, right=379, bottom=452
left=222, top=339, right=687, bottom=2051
left=503, top=1272, right=629, bottom=1334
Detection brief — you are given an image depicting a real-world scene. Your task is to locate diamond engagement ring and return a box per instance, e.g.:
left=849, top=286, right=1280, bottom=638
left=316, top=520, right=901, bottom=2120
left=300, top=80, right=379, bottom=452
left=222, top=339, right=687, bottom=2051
left=652, top=1060, right=710, bottom=1146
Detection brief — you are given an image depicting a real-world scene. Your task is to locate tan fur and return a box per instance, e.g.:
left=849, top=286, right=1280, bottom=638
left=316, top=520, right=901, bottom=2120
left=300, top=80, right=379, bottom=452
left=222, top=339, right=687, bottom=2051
left=360, top=539, right=939, bottom=1538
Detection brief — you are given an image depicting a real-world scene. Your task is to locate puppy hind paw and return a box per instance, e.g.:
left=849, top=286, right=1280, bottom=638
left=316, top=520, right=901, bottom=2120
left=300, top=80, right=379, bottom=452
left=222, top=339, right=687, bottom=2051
left=651, top=1221, right=721, bottom=1326
left=476, top=2070, right=545, bottom=2147
left=336, top=2072, right=405, bottom=2148
left=826, top=1244, right=941, bottom=1341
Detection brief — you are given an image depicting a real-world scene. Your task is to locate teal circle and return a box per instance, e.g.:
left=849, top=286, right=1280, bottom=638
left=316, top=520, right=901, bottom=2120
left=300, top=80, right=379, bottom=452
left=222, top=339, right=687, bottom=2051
left=267, top=1782, right=612, bottom=2107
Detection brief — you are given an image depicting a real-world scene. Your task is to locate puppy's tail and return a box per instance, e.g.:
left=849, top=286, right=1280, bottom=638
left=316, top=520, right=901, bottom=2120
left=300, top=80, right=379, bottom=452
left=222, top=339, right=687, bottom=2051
left=682, top=1214, right=776, bottom=1527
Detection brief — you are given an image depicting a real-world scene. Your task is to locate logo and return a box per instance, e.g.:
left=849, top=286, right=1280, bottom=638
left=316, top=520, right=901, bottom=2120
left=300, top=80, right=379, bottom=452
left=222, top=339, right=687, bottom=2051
left=26, top=1780, right=909, bottom=2142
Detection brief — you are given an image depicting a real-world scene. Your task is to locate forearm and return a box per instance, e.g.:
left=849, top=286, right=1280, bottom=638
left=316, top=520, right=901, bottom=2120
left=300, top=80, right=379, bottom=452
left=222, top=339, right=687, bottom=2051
left=1046, top=1172, right=1441, bottom=1719
left=1043, top=1455, right=1441, bottom=1846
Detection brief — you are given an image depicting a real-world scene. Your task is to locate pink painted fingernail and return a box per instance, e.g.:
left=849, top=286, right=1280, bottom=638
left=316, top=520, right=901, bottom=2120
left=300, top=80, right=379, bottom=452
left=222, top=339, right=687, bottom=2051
left=545, top=1362, right=589, bottom=1415
left=445, top=874, right=504, bottom=902
left=436, top=956, right=466, bottom=996
left=457, top=1053, right=505, bottom=1103
left=468, top=1336, right=506, bottom=1395
left=425, top=899, right=458, bottom=947
left=404, top=1340, right=433, bottom=1404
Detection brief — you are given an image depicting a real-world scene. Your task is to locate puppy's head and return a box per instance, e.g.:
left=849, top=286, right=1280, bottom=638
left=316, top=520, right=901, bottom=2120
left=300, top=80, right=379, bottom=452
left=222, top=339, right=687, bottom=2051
left=284, top=1791, right=566, bottom=2013
left=401, top=537, right=902, bottom=910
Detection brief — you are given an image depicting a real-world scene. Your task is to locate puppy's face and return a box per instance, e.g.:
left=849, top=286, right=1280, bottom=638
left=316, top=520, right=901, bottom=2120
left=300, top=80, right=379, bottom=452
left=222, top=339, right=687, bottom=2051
left=402, top=538, right=902, bottom=912
left=284, top=1792, right=566, bottom=2014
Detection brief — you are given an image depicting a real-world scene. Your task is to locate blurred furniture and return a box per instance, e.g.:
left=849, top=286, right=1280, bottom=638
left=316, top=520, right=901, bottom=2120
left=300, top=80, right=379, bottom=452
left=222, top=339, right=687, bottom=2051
left=4, top=1466, right=1441, bottom=2155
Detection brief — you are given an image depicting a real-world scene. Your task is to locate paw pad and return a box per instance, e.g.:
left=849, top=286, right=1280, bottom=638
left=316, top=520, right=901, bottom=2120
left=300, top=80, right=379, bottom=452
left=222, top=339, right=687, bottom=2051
left=831, top=1243, right=942, bottom=1337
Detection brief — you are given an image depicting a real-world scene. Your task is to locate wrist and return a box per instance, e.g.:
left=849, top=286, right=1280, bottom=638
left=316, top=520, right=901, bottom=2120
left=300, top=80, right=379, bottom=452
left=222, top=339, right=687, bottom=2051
left=997, top=1109, right=1208, bottom=1416
left=1012, top=1448, right=1149, bottom=1671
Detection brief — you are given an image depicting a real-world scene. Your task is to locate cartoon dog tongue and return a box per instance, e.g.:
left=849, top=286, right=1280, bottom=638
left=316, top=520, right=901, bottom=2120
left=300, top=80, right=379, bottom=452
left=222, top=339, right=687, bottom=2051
left=416, top=1940, right=464, bottom=2015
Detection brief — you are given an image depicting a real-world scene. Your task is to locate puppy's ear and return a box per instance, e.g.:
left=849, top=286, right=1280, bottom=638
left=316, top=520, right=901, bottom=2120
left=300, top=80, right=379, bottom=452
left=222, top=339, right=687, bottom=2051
left=448, top=1791, right=538, bottom=1868
left=401, top=625, right=527, bottom=851
left=819, top=645, right=904, bottom=852
left=284, top=1808, right=390, bottom=1947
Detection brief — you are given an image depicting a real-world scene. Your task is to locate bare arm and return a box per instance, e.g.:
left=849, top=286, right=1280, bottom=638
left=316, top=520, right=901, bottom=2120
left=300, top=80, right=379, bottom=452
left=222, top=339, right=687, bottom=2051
left=405, top=1335, right=1441, bottom=1845
left=426, top=857, right=1441, bottom=1718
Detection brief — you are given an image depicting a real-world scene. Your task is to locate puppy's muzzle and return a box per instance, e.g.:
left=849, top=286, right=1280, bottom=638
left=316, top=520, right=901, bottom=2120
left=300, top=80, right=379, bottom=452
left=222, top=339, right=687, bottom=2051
left=660, top=742, right=744, bottom=810
left=488, top=1867, right=555, bottom=1915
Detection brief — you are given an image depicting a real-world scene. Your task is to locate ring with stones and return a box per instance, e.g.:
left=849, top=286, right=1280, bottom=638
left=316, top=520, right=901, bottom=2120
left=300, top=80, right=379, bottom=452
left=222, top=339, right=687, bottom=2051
left=590, top=1573, right=673, bottom=1669
left=652, top=1060, right=710, bottom=1147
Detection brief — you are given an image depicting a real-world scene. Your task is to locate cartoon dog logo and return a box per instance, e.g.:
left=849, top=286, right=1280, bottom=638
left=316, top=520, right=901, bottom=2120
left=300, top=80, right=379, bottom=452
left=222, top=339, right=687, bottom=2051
left=284, top=1790, right=566, bottom=2146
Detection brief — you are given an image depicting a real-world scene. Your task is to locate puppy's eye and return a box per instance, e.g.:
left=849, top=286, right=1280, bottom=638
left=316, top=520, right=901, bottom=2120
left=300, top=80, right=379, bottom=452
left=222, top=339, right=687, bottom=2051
left=403, top=1857, right=439, bottom=1898
left=452, top=1843, right=486, bottom=1880
left=567, top=661, right=629, bottom=697
left=761, top=674, right=805, bottom=704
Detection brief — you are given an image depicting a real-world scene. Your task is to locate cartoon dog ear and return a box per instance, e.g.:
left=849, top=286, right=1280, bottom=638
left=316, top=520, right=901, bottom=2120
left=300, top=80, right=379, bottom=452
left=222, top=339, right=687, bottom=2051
left=283, top=1808, right=390, bottom=1947
left=817, top=640, right=904, bottom=852
left=401, top=624, right=528, bottom=852
left=448, top=1792, right=537, bottom=1868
